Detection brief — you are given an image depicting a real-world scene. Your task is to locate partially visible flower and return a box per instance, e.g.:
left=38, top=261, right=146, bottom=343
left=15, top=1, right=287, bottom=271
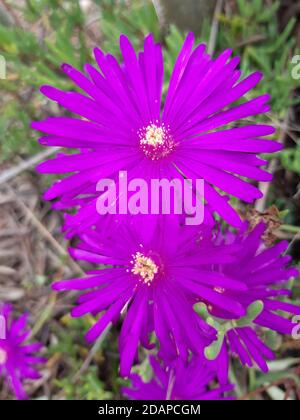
left=33, top=33, right=281, bottom=237
left=52, top=216, right=248, bottom=377
left=0, top=303, right=46, bottom=400
left=122, top=355, right=234, bottom=400
left=202, top=223, right=299, bottom=380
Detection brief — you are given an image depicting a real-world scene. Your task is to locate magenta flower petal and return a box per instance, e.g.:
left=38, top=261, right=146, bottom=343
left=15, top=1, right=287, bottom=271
left=33, top=33, right=281, bottom=233
left=0, top=303, right=45, bottom=400
left=52, top=217, right=243, bottom=375
left=209, top=223, right=299, bottom=373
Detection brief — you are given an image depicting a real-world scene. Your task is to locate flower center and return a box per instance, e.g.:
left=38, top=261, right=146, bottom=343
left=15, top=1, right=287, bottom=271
left=131, top=252, right=158, bottom=285
left=0, top=347, right=7, bottom=365
left=138, top=123, right=175, bottom=160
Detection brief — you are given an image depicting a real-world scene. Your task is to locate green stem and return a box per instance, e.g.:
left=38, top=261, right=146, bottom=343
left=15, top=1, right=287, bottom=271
left=281, top=224, right=300, bottom=234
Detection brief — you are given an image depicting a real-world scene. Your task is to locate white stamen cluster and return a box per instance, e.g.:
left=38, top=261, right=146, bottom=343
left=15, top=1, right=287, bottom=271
left=138, top=122, right=175, bottom=160
left=131, top=252, right=158, bottom=285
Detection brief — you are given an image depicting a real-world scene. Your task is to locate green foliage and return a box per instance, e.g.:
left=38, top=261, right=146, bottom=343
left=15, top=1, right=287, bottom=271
left=49, top=315, right=113, bottom=400
left=0, top=0, right=90, bottom=158
left=204, top=329, right=225, bottom=360
left=1, top=0, right=299, bottom=168
left=0, top=0, right=165, bottom=159
left=216, top=0, right=299, bottom=117
left=164, top=25, right=186, bottom=85
left=236, top=300, right=264, bottom=327
left=54, top=367, right=113, bottom=400
left=98, top=0, right=160, bottom=56
left=211, top=0, right=300, bottom=174
left=203, top=300, right=265, bottom=361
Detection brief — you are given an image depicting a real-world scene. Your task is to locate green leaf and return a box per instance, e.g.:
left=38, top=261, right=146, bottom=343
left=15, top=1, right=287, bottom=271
left=204, top=332, right=225, bottom=360
left=236, top=300, right=264, bottom=327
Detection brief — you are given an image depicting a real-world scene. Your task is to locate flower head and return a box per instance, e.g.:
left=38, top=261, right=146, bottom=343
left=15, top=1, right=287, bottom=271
left=52, top=215, right=247, bottom=376
left=122, top=356, right=234, bottom=400
left=201, top=223, right=299, bottom=379
left=33, top=33, right=281, bottom=236
left=0, top=303, right=46, bottom=400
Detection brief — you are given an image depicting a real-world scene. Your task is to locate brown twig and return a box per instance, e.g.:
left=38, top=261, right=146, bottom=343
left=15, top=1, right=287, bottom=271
left=236, top=34, right=266, bottom=48
left=72, top=324, right=111, bottom=381
left=0, top=147, right=60, bottom=186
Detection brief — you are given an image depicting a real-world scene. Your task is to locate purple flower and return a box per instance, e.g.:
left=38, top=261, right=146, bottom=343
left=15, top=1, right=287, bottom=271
left=122, top=356, right=234, bottom=400
left=203, top=223, right=299, bottom=379
left=33, top=33, right=281, bottom=234
left=0, top=303, right=46, bottom=400
left=52, top=216, right=249, bottom=377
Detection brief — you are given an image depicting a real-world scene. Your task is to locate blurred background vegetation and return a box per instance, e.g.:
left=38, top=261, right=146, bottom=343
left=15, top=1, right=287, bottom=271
left=0, top=0, right=299, bottom=400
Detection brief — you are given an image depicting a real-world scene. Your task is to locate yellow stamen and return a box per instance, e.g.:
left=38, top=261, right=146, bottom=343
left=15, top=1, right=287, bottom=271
left=131, top=252, right=158, bottom=285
